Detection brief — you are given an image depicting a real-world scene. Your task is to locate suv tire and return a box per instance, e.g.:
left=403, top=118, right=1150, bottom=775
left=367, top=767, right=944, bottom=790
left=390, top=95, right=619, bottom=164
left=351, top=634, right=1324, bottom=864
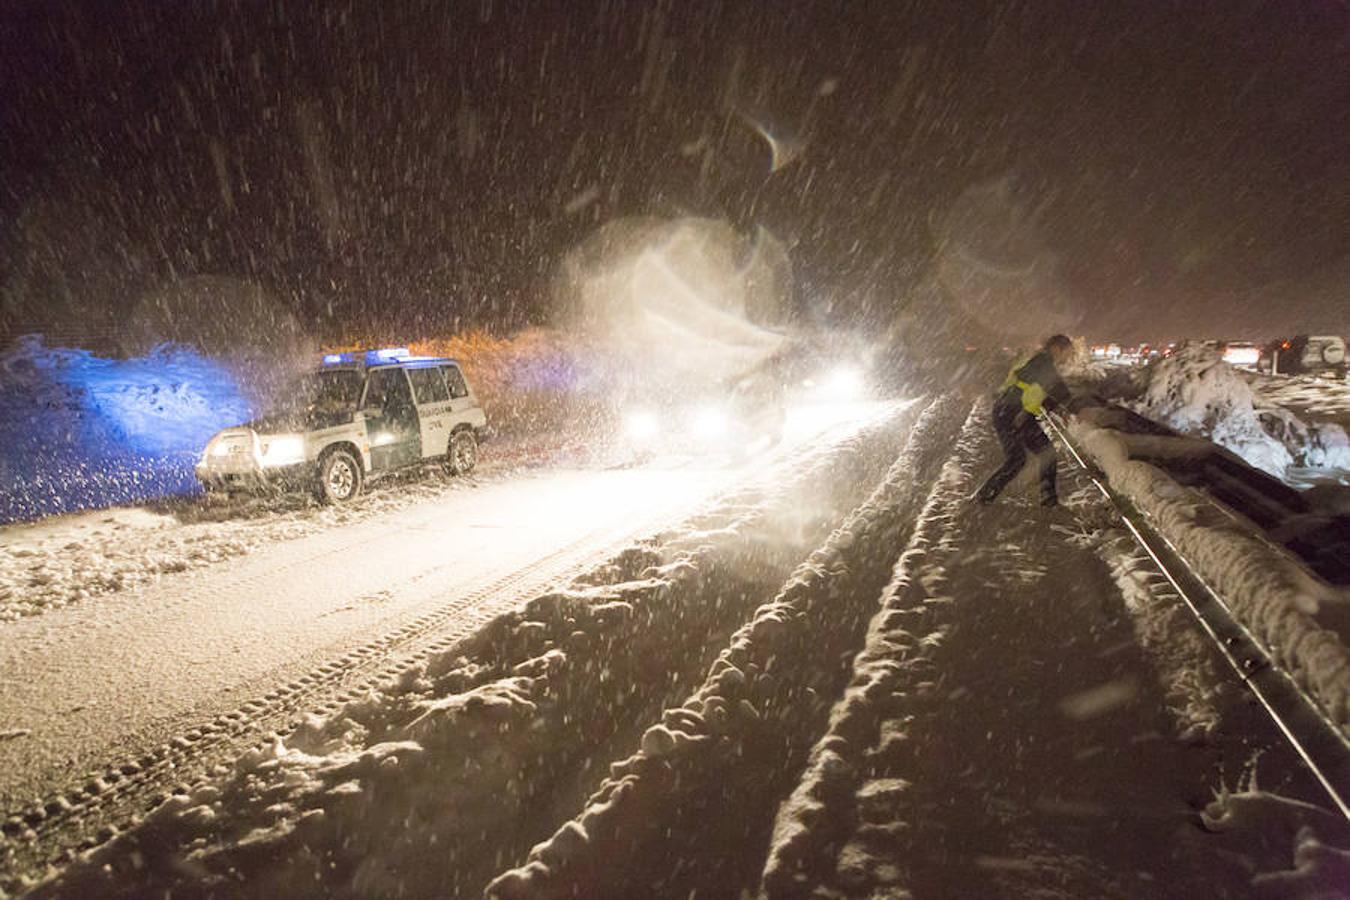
left=447, top=429, right=478, bottom=476
left=315, top=448, right=363, bottom=504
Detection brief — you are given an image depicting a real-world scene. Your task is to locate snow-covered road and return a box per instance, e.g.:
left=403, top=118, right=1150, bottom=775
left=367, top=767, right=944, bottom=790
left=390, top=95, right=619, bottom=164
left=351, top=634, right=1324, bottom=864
left=0, top=401, right=909, bottom=842
left=2, top=471, right=704, bottom=802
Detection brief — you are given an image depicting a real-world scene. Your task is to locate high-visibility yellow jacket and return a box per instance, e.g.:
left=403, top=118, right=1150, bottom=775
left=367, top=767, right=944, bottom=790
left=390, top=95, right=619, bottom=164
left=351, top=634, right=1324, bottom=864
left=998, top=350, right=1070, bottom=416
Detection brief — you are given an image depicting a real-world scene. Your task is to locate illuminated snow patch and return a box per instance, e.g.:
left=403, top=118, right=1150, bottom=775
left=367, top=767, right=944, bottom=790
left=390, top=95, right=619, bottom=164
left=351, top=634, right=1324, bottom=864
left=0, top=335, right=251, bottom=522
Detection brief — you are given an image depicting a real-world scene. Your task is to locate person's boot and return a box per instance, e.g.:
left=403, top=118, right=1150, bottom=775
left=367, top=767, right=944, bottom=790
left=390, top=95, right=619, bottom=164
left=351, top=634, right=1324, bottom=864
left=1039, top=462, right=1059, bottom=508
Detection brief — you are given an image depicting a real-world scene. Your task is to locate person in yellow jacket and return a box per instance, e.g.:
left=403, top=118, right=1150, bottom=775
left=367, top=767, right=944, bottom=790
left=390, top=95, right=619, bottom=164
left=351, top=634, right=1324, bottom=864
left=976, top=334, right=1075, bottom=507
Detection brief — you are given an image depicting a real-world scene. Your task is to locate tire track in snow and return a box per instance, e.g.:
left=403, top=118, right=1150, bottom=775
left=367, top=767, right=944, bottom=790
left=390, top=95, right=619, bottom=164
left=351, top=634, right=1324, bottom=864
left=1, top=526, right=630, bottom=887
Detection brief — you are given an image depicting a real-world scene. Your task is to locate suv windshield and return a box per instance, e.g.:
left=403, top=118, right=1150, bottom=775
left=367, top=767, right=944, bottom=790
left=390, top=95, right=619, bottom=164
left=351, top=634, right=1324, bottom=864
left=269, top=370, right=365, bottom=418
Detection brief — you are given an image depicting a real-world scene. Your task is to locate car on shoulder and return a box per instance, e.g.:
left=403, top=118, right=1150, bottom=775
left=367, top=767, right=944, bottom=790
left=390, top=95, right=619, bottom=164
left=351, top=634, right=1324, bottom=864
left=1260, top=335, right=1348, bottom=379
left=196, top=348, right=487, bottom=503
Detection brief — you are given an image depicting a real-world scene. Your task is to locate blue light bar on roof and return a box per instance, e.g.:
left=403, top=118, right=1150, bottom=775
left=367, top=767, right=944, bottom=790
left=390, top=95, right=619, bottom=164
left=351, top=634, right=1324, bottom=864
left=322, top=353, right=346, bottom=365
left=365, top=347, right=410, bottom=365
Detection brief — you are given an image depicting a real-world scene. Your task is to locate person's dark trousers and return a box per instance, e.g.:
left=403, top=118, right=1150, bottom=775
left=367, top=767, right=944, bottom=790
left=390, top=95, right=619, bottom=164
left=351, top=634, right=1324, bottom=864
left=976, top=399, right=1058, bottom=504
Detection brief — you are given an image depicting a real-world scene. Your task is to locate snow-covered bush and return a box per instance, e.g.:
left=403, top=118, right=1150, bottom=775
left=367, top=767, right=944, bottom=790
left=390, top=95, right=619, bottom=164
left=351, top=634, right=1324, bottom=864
left=1132, top=342, right=1350, bottom=477
left=0, top=336, right=252, bottom=522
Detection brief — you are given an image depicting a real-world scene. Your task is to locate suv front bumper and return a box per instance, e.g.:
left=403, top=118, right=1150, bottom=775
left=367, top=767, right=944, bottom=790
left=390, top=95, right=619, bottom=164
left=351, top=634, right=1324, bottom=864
left=195, top=460, right=309, bottom=492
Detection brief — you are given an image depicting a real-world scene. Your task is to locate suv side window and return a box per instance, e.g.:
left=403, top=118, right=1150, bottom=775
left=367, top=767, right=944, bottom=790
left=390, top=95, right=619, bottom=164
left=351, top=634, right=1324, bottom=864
left=364, top=367, right=414, bottom=414
left=442, top=364, right=470, bottom=400
left=408, top=367, right=450, bottom=404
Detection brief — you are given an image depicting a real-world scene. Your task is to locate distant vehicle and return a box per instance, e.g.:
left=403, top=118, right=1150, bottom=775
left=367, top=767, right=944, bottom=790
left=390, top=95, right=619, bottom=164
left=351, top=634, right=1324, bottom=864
left=1089, top=343, right=1123, bottom=362
left=196, top=348, right=487, bottom=503
left=1260, top=335, right=1348, bottom=379
left=618, top=360, right=865, bottom=460
left=1117, top=344, right=1158, bottom=364
left=621, top=372, right=788, bottom=459
left=1220, top=341, right=1261, bottom=368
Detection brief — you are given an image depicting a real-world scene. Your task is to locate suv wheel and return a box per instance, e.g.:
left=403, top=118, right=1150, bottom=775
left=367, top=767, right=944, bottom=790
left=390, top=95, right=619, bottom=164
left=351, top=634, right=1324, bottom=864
left=315, top=448, right=363, bottom=503
left=447, top=430, right=477, bottom=476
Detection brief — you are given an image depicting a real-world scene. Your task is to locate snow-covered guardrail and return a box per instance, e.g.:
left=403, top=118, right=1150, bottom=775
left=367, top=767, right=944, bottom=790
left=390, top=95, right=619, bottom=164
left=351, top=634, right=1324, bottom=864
left=1067, top=419, right=1350, bottom=735
left=1061, top=414, right=1350, bottom=820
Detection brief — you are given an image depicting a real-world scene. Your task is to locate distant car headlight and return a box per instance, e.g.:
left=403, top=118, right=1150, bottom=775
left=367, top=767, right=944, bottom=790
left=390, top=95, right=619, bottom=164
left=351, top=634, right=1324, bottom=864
left=1222, top=347, right=1260, bottom=367
left=822, top=366, right=864, bottom=400
left=259, top=434, right=305, bottom=466
left=691, top=405, right=730, bottom=439
left=624, top=411, right=660, bottom=442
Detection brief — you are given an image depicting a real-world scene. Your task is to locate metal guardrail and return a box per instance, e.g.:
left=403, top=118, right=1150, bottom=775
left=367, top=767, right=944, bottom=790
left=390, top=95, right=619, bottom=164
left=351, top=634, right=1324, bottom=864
left=1045, top=414, right=1350, bottom=823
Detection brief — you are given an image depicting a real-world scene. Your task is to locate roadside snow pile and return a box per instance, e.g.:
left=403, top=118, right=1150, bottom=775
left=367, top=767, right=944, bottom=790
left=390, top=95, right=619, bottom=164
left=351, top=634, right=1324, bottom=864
left=25, top=401, right=923, bottom=900
left=0, top=336, right=252, bottom=523
left=1071, top=416, right=1350, bottom=739
left=1132, top=343, right=1350, bottom=478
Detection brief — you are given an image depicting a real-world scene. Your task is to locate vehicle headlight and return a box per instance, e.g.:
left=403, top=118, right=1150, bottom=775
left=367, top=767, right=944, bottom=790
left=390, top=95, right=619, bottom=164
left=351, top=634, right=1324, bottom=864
left=825, top=366, right=864, bottom=398
left=624, top=411, right=660, bottom=442
left=691, top=405, right=729, bottom=439
left=208, top=439, right=230, bottom=458
left=259, top=434, right=305, bottom=466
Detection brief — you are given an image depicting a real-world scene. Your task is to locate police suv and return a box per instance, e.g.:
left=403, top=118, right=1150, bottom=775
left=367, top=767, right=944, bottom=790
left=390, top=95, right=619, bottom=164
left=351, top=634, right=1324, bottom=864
left=196, top=348, right=487, bottom=503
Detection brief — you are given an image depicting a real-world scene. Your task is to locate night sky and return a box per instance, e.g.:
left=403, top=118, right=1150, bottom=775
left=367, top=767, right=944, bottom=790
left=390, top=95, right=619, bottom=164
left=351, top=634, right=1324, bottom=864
left=2, top=0, right=1347, bottom=346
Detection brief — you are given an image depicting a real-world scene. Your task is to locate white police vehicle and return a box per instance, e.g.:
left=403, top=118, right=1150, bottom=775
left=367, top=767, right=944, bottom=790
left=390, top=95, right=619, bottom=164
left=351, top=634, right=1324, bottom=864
left=196, top=348, right=487, bottom=503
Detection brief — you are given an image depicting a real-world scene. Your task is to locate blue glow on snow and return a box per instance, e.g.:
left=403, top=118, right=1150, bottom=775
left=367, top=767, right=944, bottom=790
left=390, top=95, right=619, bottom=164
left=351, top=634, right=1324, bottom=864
left=0, top=335, right=253, bottom=522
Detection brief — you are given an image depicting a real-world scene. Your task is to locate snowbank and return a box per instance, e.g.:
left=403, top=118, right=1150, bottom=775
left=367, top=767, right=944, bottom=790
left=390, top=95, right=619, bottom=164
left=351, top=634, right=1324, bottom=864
left=1132, top=343, right=1350, bottom=478
left=1070, top=418, right=1350, bottom=737
left=24, top=401, right=920, bottom=899
left=0, top=336, right=252, bottom=523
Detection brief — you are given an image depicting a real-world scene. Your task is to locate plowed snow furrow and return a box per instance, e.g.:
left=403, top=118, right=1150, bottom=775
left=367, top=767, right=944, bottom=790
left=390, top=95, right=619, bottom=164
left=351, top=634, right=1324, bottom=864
left=486, top=396, right=973, bottom=900
left=761, top=400, right=989, bottom=897
left=13, top=402, right=921, bottom=898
